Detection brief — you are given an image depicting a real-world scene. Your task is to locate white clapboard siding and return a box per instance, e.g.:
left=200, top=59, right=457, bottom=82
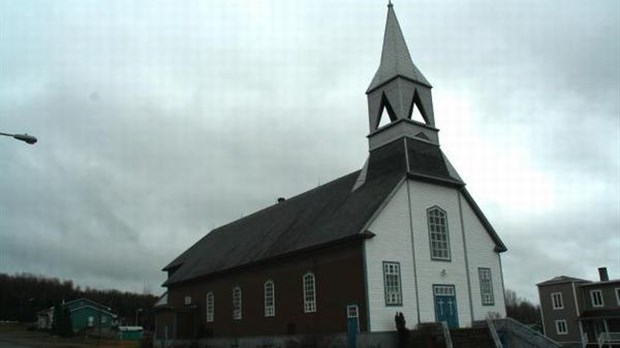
left=364, top=179, right=505, bottom=331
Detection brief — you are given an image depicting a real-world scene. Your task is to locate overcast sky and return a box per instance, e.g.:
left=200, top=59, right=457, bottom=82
left=1, top=0, right=618, bottom=304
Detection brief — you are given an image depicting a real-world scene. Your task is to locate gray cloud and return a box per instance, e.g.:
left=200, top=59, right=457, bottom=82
left=1, top=0, right=618, bottom=301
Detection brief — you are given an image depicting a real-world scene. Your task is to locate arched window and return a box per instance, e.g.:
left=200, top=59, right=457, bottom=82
left=428, top=207, right=450, bottom=261
left=206, top=292, right=214, bottom=322
left=303, top=273, right=317, bottom=313
left=264, top=280, right=275, bottom=317
left=232, top=286, right=242, bottom=320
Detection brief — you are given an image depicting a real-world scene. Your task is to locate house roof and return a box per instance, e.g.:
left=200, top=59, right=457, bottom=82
left=70, top=304, right=117, bottom=318
left=579, top=279, right=620, bottom=287
left=64, top=298, right=112, bottom=312
left=367, top=3, right=431, bottom=93
left=537, top=276, right=591, bottom=286
left=37, top=298, right=115, bottom=316
left=578, top=308, right=620, bottom=320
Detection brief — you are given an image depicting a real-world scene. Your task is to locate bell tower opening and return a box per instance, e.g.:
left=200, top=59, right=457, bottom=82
left=377, top=93, right=397, bottom=129
left=410, top=90, right=428, bottom=125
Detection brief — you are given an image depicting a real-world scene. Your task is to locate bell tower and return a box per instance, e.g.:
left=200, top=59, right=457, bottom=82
left=353, top=3, right=463, bottom=191
left=366, top=2, right=438, bottom=150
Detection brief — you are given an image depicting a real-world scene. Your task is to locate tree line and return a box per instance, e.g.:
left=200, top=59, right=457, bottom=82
left=504, top=289, right=541, bottom=327
left=0, top=273, right=158, bottom=326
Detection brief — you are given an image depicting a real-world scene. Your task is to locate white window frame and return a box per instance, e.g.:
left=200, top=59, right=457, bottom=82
left=264, top=280, right=275, bottom=317
left=303, top=273, right=317, bottom=313
left=555, top=320, right=568, bottom=335
left=232, top=286, right=242, bottom=320
left=427, top=207, right=451, bottom=261
left=347, top=305, right=360, bottom=333
left=590, top=289, right=604, bottom=308
left=383, top=262, right=402, bottom=306
left=184, top=296, right=192, bottom=305
left=478, top=268, right=494, bottom=306
left=206, top=292, right=214, bottom=323
left=551, top=292, right=564, bottom=310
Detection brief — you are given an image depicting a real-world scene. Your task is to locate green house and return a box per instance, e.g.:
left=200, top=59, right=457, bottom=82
left=64, top=298, right=117, bottom=332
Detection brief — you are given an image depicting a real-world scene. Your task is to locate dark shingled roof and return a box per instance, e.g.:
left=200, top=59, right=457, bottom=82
left=163, top=169, right=404, bottom=286
left=578, top=308, right=620, bottom=320
left=163, top=135, right=506, bottom=286
left=536, top=276, right=591, bottom=286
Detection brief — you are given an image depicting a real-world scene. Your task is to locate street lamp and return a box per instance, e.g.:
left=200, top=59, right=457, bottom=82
left=0, top=132, right=37, bottom=144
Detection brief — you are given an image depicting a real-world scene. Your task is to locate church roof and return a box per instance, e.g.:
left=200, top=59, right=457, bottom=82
left=163, top=169, right=404, bottom=286
left=163, top=137, right=506, bottom=286
left=367, top=3, right=431, bottom=93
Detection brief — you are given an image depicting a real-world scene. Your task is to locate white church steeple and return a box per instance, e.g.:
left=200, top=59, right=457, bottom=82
left=366, top=3, right=438, bottom=150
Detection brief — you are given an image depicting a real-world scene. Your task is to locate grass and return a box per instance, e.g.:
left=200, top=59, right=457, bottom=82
left=0, top=323, right=142, bottom=348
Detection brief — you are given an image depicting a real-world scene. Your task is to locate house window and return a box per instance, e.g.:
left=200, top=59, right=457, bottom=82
left=428, top=207, right=450, bottom=261
left=551, top=292, right=564, bottom=310
left=383, top=262, right=402, bottom=306
left=478, top=268, right=494, bottom=305
left=206, top=292, right=214, bottom=323
left=264, top=280, right=275, bottom=317
left=303, top=273, right=317, bottom=313
left=555, top=320, right=568, bottom=335
left=590, top=289, right=604, bottom=307
left=184, top=296, right=192, bottom=305
left=101, top=316, right=106, bottom=323
left=232, top=287, right=242, bottom=320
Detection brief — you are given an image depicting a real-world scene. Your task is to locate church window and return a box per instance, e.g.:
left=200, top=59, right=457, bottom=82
left=264, top=280, right=275, bottom=317
left=303, top=273, right=317, bottom=313
left=232, top=287, right=242, bottom=320
left=428, top=207, right=451, bottom=261
left=478, top=268, right=494, bottom=305
left=551, top=292, right=563, bottom=310
left=383, top=262, right=402, bottom=306
left=206, top=292, right=214, bottom=322
left=590, top=289, right=604, bottom=307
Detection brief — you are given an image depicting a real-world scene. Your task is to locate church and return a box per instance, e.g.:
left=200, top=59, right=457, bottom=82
left=154, top=2, right=507, bottom=344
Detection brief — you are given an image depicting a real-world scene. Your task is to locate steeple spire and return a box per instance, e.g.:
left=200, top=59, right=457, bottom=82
left=367, top=2, right=430, bottom=92
left=365, top=2, right=437, bottom=150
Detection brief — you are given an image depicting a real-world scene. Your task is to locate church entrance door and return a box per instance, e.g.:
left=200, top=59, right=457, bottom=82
left=433, top=285, right=459, bottom=328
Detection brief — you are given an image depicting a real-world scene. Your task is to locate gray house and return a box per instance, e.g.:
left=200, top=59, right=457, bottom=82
left=537, top=267, right=620, bottom=347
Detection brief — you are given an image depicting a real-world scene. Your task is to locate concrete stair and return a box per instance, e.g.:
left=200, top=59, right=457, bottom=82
left=409, top=322, right=447, bottom=348
left=450, top=327, right=495, bottom=348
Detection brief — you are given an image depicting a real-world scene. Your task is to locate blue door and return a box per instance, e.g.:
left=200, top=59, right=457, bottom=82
left=347, top=305, right=359, bottom=348
left=434, top=285, right=459, bottom=328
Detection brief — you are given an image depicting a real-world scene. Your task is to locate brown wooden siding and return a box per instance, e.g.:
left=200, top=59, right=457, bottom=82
left=160, top=241, right=367, bottom=338
left=538, top=282, right=582, bottom=344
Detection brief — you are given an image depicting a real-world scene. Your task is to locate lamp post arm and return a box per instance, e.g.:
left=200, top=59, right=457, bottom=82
left=0, top=132, right=38, bottom=144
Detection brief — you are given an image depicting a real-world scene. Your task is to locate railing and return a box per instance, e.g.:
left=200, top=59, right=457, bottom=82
left=598, top=332, right=620, bottom=348
left=486, top=318, right=503, bottom=348
left=440, top=321, right=453, bottom=348
left=493, top=318, right=563, bottom=348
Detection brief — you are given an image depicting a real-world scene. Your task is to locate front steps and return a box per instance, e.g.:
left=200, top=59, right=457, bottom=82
left=405, top=321, right=497, bottom=348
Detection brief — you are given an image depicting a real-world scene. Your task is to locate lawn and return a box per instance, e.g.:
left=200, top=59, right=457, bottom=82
left=0, top=323, right=143, bottom=348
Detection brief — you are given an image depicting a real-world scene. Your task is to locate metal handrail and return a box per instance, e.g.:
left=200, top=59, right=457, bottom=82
left=598, top=332, right=620, bottom=348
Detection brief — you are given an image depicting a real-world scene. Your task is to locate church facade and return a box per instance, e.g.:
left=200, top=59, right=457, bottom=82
left=155, top=3, right=507, bottom=341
